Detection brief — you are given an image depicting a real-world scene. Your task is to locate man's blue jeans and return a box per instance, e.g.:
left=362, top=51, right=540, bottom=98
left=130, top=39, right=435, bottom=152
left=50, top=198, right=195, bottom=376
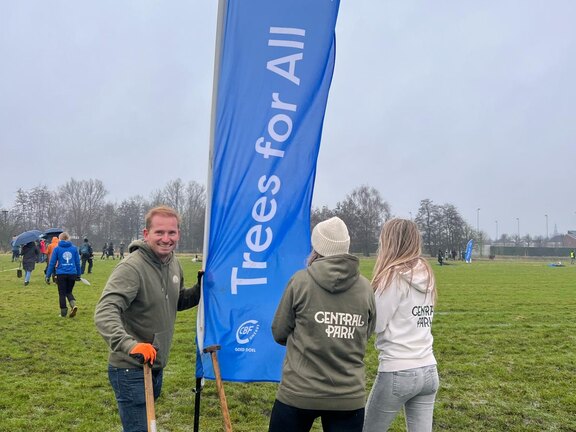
left=108, top=365, right=163, bottom=432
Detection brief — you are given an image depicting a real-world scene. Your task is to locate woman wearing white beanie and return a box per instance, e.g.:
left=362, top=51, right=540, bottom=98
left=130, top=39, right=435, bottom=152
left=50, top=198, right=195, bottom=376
left=269, top=217, right=376, bottom=432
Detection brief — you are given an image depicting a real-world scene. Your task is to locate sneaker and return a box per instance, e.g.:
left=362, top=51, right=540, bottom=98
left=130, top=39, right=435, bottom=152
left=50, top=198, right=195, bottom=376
left=69, top=306, right=78, bottom=318
left=24, top=281, right=29, bottom=286
left=58, top=314, right=66, bottom=318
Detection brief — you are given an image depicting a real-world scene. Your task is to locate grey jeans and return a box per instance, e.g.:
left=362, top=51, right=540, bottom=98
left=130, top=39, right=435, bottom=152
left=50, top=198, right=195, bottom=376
left=363, top=365, right=439, bottom=432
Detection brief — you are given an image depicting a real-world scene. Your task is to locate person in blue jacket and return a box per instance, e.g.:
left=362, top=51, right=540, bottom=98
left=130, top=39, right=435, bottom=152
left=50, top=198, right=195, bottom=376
left=46, top=232, right=81, bottom=318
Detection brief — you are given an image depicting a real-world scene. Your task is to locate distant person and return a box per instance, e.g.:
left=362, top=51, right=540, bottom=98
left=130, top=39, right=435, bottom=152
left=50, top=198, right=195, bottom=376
left=364, top=219, right=439, bottom=432
left=11, top=236, right=20, bottom=262
left=107, top=242, right=115, bottom=260
left=268, top=216, right=376, bottom=432
left=39, top=238, right=47, bottom=263
left=79, top=238, right=94, bottom=274
left=437, top=249, right=444, bottom=266
left=45, top=236, right=60, bottom=284
left=118, top=241, right=125, bottom=259
left=21, top=241, right=40, bottom=286
left=101, top=242, right=108, bottom=260
left=570, top=250, right=575, bottom=265
left=94, top=206, right=201, bottom=432
left=46, top=232, right=81, bottom=318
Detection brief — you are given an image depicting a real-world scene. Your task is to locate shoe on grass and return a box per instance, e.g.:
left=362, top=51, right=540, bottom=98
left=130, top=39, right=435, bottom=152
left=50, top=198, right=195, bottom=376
left=69, top=306, right=78, bottom=318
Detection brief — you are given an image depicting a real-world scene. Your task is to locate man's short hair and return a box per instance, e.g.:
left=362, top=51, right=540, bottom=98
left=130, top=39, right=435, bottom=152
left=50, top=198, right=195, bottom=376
left=145, top=206, right=181, bottom=230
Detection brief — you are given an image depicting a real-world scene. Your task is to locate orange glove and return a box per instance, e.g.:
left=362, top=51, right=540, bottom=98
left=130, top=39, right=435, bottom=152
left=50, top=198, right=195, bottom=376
left=129, top=343, right=157, bottom=365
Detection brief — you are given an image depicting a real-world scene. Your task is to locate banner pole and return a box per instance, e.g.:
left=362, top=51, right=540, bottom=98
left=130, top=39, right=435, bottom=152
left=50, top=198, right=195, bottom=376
left=194, top=1, right=227, bottom=431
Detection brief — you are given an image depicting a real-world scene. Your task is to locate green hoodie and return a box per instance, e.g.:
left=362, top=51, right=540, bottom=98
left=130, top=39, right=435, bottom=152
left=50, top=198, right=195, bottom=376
left=94, top=240, right=200, bottom=369
left=272, top=254, right=376, bottom=411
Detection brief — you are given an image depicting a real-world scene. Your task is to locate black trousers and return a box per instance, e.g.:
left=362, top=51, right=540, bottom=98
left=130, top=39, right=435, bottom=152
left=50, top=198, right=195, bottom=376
left=81, top=256, right=93, bottom=274
left=57, top=274, right=76, bottom=310
left=268, top=399, right=364, bottom=432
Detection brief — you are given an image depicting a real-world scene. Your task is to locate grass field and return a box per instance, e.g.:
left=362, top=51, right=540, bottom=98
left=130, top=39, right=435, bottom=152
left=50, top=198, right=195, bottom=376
left=1, top=254, right=576, bottom=431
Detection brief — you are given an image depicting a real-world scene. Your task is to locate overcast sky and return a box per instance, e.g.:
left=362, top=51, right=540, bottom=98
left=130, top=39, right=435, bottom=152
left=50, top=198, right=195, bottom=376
left=1, top=1, right=575, bottom=239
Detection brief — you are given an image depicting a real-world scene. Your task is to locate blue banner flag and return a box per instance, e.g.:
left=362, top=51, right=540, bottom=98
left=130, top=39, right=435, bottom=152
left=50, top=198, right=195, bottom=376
left=465, top=239, right=474, bottom=263
left=198, top=0, right=340, bottom=382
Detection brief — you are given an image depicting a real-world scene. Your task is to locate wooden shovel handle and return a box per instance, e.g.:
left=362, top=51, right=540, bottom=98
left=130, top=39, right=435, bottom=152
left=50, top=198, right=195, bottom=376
left=204, top=345, right=232, bottom=432
left=144, top=363, right=157, bottom=432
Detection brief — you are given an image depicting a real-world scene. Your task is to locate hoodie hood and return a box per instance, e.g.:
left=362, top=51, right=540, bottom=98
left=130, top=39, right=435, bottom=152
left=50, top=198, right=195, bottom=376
left=51, top=237, right=59, bottom=245
left=398, top=259, right=434, bottom=294
left=58, top=240, right=73, bottom=248
left=128, top=239, right=174, bottom=266
left=307, top=254, right=360, bottom=294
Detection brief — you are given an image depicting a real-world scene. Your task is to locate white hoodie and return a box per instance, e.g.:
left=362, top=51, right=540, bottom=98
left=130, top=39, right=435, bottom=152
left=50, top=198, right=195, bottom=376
left=374, top=259, right=436, bottom=372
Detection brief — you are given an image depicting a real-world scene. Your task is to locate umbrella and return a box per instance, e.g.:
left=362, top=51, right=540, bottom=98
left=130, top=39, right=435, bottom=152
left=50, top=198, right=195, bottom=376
left=43, top=227, right=64, bottom=237
left=13, top=230, right=43, bottom=247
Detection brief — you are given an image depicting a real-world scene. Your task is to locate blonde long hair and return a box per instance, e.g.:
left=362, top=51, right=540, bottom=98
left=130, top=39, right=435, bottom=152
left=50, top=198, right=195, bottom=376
left=371, top=218, right=435, bottom=301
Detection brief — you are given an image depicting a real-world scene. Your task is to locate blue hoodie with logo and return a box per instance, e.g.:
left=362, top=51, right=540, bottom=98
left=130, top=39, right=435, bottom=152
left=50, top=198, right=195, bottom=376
left=46, top=240, right=81, bottom=278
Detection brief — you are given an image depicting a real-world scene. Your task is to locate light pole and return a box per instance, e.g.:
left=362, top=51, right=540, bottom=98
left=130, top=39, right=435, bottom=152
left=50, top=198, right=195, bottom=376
left=516, top=218, right=520, bottom=242
left=477, top=208, right=481, bottom=257
left=495, top=220, right=498, bottom=243
left=545, top=214, right=548, bottom=241
left=1, top=210, right=7, bottom=251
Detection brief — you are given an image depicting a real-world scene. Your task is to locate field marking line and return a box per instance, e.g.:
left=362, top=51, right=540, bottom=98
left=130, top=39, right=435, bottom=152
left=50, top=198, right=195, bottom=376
left=0, top=267, right=20, bottom=272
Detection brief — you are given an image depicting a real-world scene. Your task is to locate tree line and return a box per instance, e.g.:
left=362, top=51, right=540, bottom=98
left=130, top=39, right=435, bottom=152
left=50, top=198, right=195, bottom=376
left=0, top=178, right=205, bottom=253
left=1, top=179, right=480, bottom=256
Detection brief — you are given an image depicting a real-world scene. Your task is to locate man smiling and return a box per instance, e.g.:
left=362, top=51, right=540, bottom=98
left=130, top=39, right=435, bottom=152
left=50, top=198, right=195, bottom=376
left=95, top=205, right=201, bottom=432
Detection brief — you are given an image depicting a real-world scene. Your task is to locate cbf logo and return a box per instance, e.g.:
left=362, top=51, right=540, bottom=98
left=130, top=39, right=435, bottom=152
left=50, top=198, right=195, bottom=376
left=236, top=320, right=260, bottom=345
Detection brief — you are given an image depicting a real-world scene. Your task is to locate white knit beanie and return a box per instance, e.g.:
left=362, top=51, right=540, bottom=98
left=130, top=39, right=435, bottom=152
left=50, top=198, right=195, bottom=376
left=311, top=217, right=350, bottom=256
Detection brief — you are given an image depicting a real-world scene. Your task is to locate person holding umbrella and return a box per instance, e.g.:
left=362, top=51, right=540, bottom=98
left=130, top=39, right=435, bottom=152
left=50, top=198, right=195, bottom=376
left=46, top=232, right=81, bottom=318
left=21, top=241, right=40, bottom=286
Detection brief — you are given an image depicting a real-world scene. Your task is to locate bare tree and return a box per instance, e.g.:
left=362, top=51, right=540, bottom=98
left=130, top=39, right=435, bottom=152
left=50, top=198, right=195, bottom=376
left=415, top=199, right=440, bottom=255
left=336, top=185, right=390, bottom=256
left=99, top=202, right=117, bottom=243
left=44, top=190, right=64, bottom=228
left=116, top=196, right=147, bottom=243
left=161, top=179, right=187, bottom=217
left=59, top=178, right=107, bottom=239
left=13, top=188, right=34, bottom=230
left=182, top=181, right=206, bottom=252
left=311, top=205, right=335, bottom=231
left=12, top=186, right=61, bottom=231
left=416, top=199, right=472, bottom=255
